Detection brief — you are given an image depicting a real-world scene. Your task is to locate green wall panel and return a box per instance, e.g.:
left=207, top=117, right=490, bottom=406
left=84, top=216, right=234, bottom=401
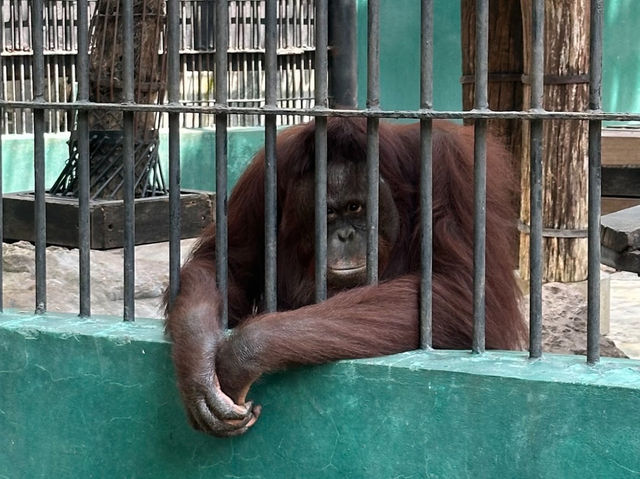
left=1, top=135, right=70, bottom=193
left=1, top=129, right=266, bottom=194
left=356, top=0, right=462, bottom=112
left=603, top=0, right=640, bottom=125
left=1, top=313, right=640, bottom=478
left=157, top=127, right=265, bottom=192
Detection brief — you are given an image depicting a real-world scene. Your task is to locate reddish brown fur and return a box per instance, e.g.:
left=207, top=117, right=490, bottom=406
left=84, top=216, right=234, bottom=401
left=165, top=118, right=527, bottom=433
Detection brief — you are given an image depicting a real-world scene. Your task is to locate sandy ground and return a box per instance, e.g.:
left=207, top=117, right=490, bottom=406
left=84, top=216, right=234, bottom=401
left=2, top=239, right=639, bottom=358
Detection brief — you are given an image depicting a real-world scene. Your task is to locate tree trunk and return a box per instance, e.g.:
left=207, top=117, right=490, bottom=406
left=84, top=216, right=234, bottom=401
left=519, top=0, right=590, bottom=282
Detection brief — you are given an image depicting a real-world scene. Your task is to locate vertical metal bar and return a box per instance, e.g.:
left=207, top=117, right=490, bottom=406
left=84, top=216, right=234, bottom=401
left=529, top=0, right=544, bottom=358
left=0, top=87, right=3, bottom=313
left=587, top=0, right=604, bottom=365
left=328, top=0, right=357, bottom=108
left=264, top=0, right=278, bottom=312
left=77, top=0, right=90, bottom=317
left=216, top=0, right=230, bottom=327
left=32, top=0, right=47, bottom=314
left=0, top=9, right=5, bottom=312
left=122, top=0, right=135, bottom=321
left=472, top=0, right=489, bottom=353
left=167, top=0, right=182, bottom=307
left=366, top=0, right=380, bottom=285
left=314, top=0, right=328, bottom=303
left=419, top=0, right=434, bottom=350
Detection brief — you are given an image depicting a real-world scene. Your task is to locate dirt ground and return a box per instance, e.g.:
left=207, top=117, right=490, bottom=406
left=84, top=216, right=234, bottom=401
left=3, top=240, right=639, bottom=358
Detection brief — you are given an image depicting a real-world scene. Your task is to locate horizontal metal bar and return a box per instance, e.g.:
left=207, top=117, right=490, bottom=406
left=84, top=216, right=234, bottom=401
left=2, top=101, right=635, bottom=121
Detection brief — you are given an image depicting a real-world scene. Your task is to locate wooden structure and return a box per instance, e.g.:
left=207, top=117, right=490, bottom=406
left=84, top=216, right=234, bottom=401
left=602, top=129, right=640, bottom=214
left=462, top=0, right=593, bottom=283
left=601, top=205, right=640, bottom=274
left=50, top=0, right=167, bottom=200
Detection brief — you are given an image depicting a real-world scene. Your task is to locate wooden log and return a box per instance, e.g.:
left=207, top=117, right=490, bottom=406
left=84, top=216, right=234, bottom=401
left=602, top=197, right=640, bottom=215
left=602, top=166, right=640, bottom=198
left=602, top=129, right=640, bottom=167
left=2, top=191, right=214, bottom=250
left=519, top=0, right=591, bottom=282
left=601, top=248, right=640, bottom=274
left=600, top=205, right=640, bottom=253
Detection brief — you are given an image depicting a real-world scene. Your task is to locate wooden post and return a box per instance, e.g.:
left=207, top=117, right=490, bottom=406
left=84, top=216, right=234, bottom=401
left=461, top=0, right=524, bottom=173
left=519, top=0, right=591, bottom=282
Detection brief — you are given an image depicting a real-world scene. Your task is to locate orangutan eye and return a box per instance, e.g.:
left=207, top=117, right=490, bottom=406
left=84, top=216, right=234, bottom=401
left=348, top=202, right=362, bottom=213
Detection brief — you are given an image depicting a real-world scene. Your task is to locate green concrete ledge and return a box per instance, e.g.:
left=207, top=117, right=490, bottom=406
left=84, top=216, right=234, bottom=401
left=1, top=312, right=640, bottom=478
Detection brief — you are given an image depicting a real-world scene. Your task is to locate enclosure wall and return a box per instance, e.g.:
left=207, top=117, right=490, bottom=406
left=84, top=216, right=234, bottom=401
left=1, top=313, right=639, bottom=478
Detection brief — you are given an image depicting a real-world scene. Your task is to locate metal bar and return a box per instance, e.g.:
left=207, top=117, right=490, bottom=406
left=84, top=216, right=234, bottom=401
left=328, top=0, right=357, bottom=108
left=529, top=0, right=545, bottom=359
left=366, top=0, right=380, bottom=285
left=216, top=0, right=230, bottom=328
left=32, top=0, right=47, bottom=314
left=472, top=0, right=489, bottom=354
left=314, top=0, right=328, bottom=303
left=419, top=0, right=434, bottom=350
left=0, top=94, right=3, bottom=313
left=5, top=101, right=640, bottom=122
left=587, top=0, right=604, bottom=365
left=122, top=0, right=135, bottom=321
left=77, top=0, right=90, bottom=317
left=168, top=0, right=182, bottom=307
left=264, top=0, right=278, bottom=313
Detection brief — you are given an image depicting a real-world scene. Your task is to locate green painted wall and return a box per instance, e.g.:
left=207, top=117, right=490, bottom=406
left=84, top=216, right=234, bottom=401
left=1, top=312, right=640, bottom=478
left=1, top=128, right=265, bottom=194
left=603, top=0, right=640, bottom=125
left=356, top=0, right=462, bottom=112
left=0, top=135, right=70, bottom=194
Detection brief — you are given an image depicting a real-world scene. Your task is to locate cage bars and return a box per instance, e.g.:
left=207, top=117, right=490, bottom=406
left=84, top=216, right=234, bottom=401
left=77, top=0, right=91, bottom=317
left=168, top=0, right=182, bottom=307
left=528, top=0, right=545, bottom=359
left=313, top=0, right=328, bottom=303
left=31, top=0, right=47, bottom=314
left=122, top=0, right=136, bottom=321
left=587, top=0, right=604, bottom=364
left=419, top=0, right=434, bottom=350
left=472, top=0, right=489, bottom=354
left=0, top=0, right=609, bottom=365
left=365, top=0, right=380, bottom=286
left=216, top=0, right=230, bottom=328
left=264, top=0, right=278, bottom=312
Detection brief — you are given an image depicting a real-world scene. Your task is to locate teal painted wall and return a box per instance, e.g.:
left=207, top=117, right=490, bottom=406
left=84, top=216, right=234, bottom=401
left=1, top=129, right=265, bottom=194
left=1, top=312, right=640, bottom=478
left=0, top=135, right=69, bottom=194
left=356, top=0, right=462, bottom=112
left=603, top=0, right=640, bottom=125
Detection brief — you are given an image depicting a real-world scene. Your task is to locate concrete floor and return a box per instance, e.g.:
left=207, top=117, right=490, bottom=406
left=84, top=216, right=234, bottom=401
left=607, top=271, right=640, bottom=358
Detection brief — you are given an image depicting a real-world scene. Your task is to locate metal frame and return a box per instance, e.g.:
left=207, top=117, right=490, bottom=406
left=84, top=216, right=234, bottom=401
left=0, top=0, right=610, bottom=364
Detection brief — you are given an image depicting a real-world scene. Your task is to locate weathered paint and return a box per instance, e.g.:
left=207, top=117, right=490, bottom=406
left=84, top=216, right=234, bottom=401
left=1, top=312, right=639, bottom=478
